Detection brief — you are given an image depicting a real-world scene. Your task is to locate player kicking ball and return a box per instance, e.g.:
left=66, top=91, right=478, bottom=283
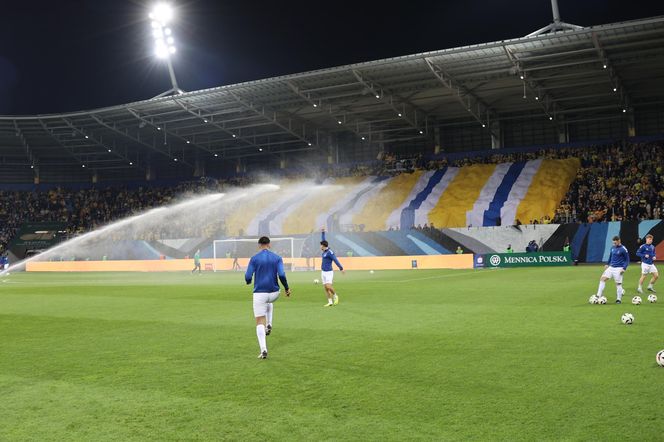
left=320, top=228, right=344, bottom=307
left=596, top=235, right=629, bottom=303
left=636, top=234, right=658, bottom=294
left=245, top=236, right=291, bottom=359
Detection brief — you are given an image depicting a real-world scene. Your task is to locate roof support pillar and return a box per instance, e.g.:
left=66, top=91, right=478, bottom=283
left=557, top=116, right=569, bottom=143
left=490, top=120, right=502, bottom=149
left=194, top=152, right=205, bottom=177
left=626, top=110, right=636, bottom=137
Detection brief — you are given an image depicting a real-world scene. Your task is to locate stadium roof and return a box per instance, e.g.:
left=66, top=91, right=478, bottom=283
left=1, top=15, right=664, bottom=172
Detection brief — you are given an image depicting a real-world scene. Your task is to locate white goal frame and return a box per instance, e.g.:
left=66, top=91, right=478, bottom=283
left=212, top=238, right=296, bottom=272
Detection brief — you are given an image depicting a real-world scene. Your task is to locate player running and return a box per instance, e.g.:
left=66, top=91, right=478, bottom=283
left=320, top=228, right=344, bottom=307
left=636, top=234, right=658, bottom=294
left=191, top=249, right=201, bottom=274
left=596, top=235, right=629, bottom=303
left=245, top=236, right=291, bottom=359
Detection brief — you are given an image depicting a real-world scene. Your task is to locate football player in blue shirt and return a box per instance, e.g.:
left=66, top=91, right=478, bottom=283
left=320, top=228, right=344, bottom=307
left=245, top=236, right=291, bottom=359
left=636, top=234, right=658, bottom=294
left=596, top=235, right=629, bottom=303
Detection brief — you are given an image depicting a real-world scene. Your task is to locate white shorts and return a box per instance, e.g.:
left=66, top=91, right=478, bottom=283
left=602, top=266, right=625, bottom=283
left=253, top=291, right=280, bottom=317
left=321, top=271, right=334, bottom=285
left=641, top=263, right=658, bottom=275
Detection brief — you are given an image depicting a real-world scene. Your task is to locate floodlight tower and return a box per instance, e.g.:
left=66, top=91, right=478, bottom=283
left=526, top=0, right=583, bottom=37
left=150, top=3, right=184, bottom=96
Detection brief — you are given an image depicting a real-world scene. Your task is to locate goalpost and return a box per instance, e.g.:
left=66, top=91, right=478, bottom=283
left=212, top=237, right=306, bottom=272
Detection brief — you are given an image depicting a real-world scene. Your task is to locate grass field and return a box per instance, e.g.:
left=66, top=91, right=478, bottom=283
left=0, top=266, right=662, bottom=441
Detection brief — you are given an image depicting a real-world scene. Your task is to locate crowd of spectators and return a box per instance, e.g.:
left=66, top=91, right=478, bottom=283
left=553, top=142, right=663, bottom=223
left=1, top=140, right=663, bottom=252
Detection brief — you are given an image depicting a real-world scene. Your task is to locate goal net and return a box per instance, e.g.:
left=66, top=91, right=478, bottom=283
left=212, top=237, right=307, bottom=272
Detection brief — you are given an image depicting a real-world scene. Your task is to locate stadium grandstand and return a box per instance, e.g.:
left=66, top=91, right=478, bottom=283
left=2, top=2, right=664, bottom=440
left=1, top=14, right=664, bottom=262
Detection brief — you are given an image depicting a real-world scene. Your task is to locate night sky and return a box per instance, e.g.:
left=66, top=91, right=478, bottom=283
left=1, top=0, right=663, bottom=115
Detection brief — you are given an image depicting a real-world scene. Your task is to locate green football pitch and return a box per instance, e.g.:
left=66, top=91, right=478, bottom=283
left=1, top=267, right=662, bottom=441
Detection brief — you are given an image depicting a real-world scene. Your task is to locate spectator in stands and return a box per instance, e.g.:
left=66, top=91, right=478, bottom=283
left=455, top=246, right=463, bottom=254
left=506, top=244, right=514, bottom=253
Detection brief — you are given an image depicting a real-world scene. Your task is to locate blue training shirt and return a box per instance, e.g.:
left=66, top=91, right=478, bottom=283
left=245, top=249, right=289, bottom=293
left=636, top=244, right=656, bottom=265
left=321, top=231, right=343, bottom=272
left=607, top=244, right=629, bottom=270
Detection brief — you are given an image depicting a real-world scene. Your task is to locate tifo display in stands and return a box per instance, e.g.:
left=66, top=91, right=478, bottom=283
left=1, top=139, right=662, bottom=257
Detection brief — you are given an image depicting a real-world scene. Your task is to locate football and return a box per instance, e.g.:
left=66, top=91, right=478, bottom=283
left=657, top=350, right=664, bottom=367
left=647, top=294, right=657, bottom=303
left=621, top=313, right=634, bottom=325
left=598, top=296, right=607, bottom=305
left=369, top=270, right=375, bottom=274
left=313, top=279, right=320, bottom=284
left=632, top=296, right=642, bottom=305
left=588, top=295, right=599, bottom=304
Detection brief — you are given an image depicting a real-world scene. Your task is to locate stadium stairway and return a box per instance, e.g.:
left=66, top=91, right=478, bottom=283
left=356, top=171, right=424, bottom=231
left=428, top=164, right=497, bottom=228
left=514, top=158, right=580, bottom=225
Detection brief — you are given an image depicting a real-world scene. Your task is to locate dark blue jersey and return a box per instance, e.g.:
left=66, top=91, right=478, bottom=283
left=321, top=231, right=343, bottom=271
left=607, top=245, right=629, bottom=270
left=245, top=249, right=289, bottom=293
left=636, top=244, right=656, bottom=265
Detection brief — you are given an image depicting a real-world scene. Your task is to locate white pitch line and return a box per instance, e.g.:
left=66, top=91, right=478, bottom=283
left=359, top=268, right=504, bottom=284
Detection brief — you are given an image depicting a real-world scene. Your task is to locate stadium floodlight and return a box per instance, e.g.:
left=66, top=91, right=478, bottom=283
left=149, top=3, right=184, bottom=97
